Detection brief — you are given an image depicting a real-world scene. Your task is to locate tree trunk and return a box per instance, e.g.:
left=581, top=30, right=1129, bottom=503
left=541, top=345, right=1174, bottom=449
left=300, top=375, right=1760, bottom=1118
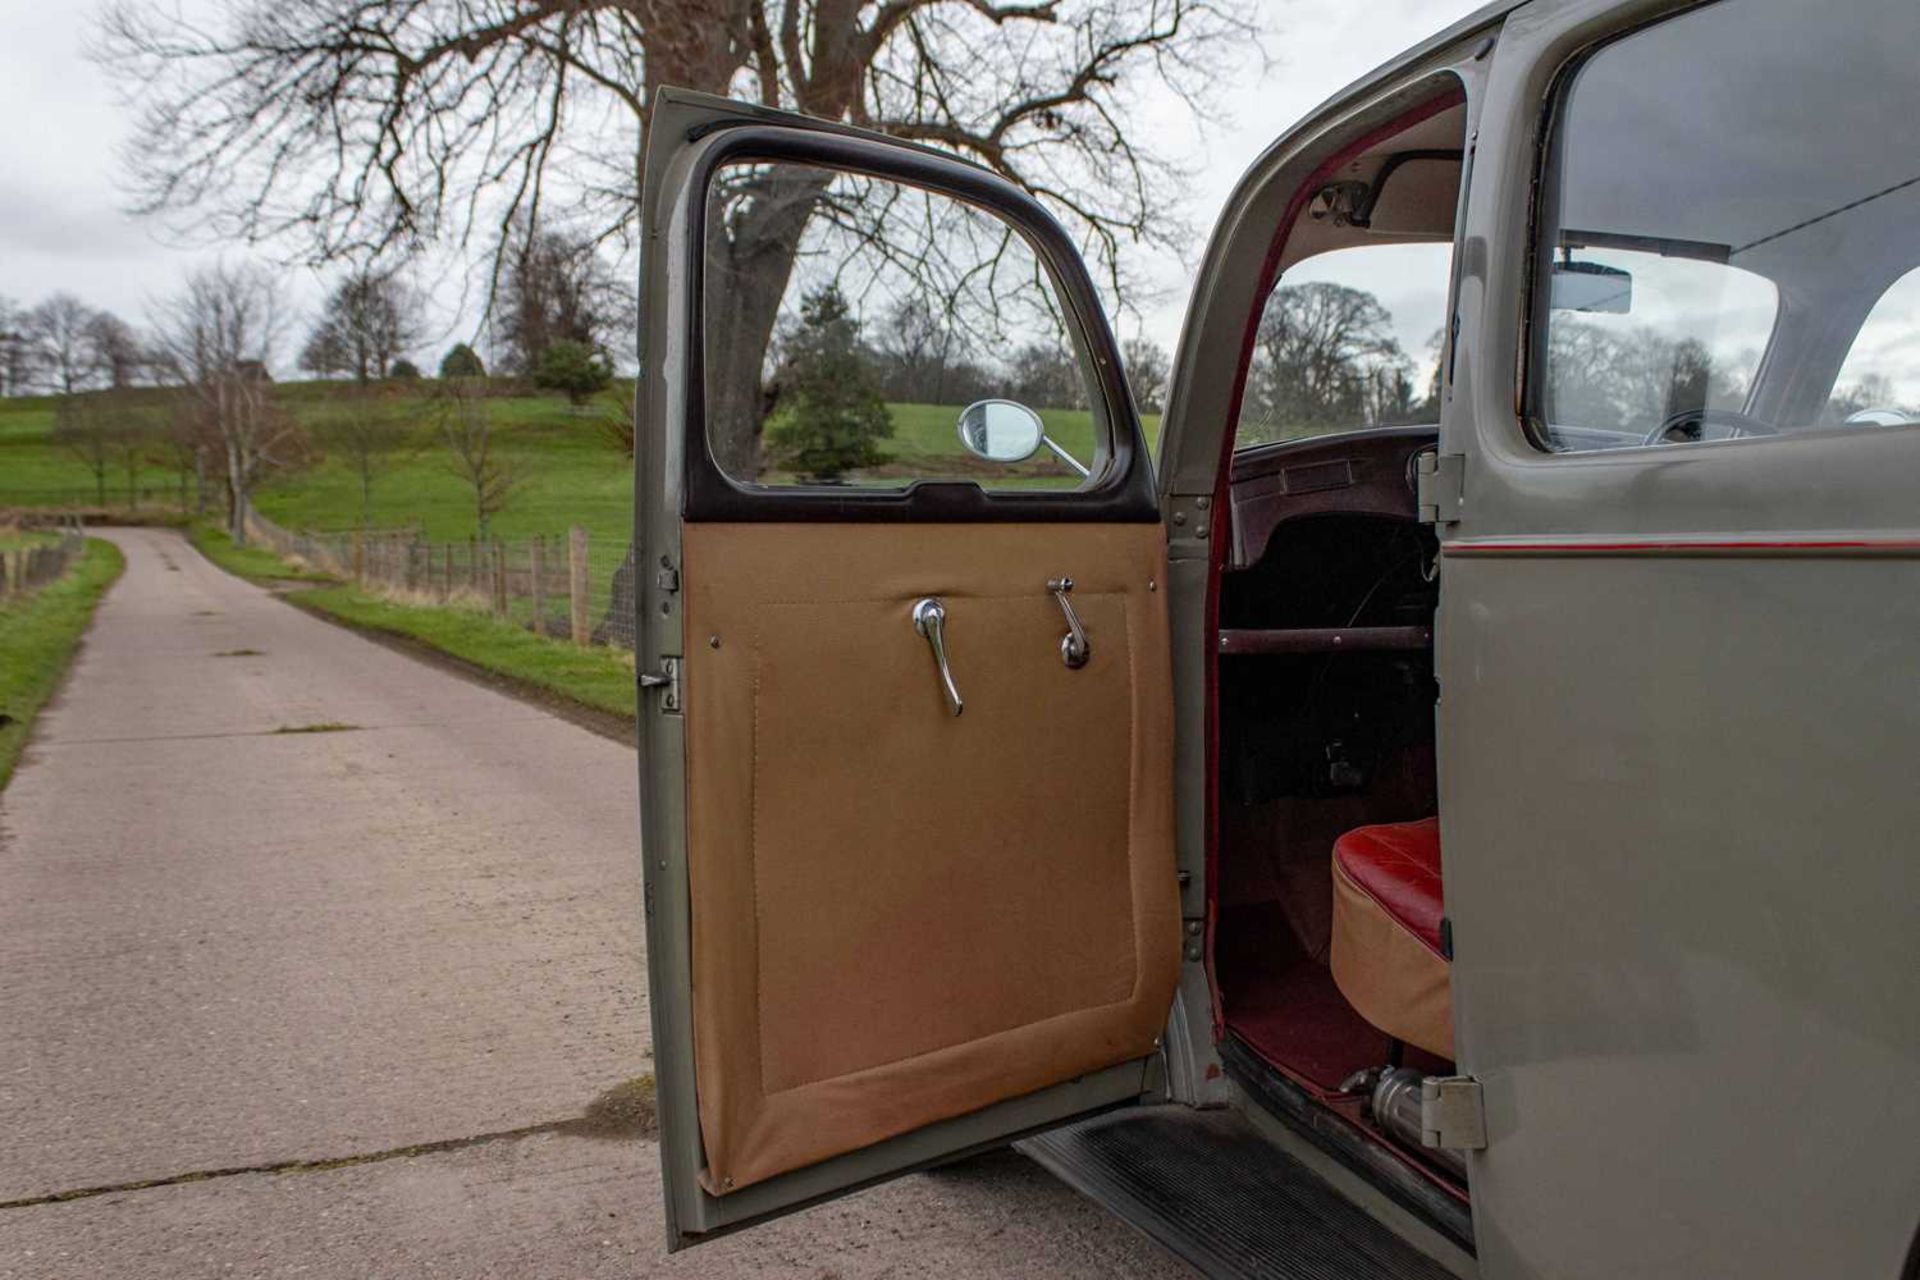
left=701, top=170, right=826, bottom=479
left=227, top=440, right=250, bottom=546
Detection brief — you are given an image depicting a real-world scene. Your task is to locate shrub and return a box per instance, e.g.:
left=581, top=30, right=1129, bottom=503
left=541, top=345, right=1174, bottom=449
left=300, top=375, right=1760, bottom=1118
left=533, top=338, right=614, bottom=405
left=439, top=343, right=485, bottom=379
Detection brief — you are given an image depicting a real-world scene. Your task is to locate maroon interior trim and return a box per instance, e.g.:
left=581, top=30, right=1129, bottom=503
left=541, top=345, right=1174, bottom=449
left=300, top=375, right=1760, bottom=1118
left=1203, top=83, right=1466, bottom=1038
left=1446, top=535, right=1920, bottom=557
left=1218, top=626, right=1432, bottom=655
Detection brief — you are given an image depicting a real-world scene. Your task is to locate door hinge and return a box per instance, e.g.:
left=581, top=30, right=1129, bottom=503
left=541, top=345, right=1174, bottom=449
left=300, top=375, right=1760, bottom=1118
left=640, top=656, right=681, bottom=714
left=1420, top=1075, right=1486, bottom=1151
left=1415, top=451, right=1465, bottom=525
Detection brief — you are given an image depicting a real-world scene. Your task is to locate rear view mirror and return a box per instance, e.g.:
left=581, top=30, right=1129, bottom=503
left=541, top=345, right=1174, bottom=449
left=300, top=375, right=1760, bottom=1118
left=1551, top=259, right=1633, bottom=313
left=957, top=399, right=1044, bottom=462
left=957, top=399, right=1092, bottom=478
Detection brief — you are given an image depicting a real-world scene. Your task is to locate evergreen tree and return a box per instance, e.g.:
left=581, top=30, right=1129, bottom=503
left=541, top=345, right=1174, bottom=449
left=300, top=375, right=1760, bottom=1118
left=763, top=286, right=893, bottom=482
left=439, top=343, right=485, bottom=379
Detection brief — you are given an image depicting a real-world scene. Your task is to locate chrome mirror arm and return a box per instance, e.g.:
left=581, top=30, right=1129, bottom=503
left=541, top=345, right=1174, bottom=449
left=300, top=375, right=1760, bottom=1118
left=1040, top=435, right=1091, bottom=478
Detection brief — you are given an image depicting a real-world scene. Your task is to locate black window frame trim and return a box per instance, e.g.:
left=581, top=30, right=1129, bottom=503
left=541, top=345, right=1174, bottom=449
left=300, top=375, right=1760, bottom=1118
left=679, top=125, right=1158, bottom=523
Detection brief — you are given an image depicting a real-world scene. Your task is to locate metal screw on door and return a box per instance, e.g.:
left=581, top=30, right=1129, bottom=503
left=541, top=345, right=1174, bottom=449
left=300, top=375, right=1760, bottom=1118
left=912, top=597, right=964, bottom=716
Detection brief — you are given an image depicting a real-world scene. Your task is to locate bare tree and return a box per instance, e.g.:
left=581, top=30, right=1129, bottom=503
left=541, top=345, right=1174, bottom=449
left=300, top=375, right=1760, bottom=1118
left=51, top=394, right=116, bottom=506
left=436, top=377, right=526, bottom=540
left=148, top=264, right=303, bottom=544
left=498, top=227, right=627, bottom=374
left=1122, top=336, right=1171, bottom=414
left=1242, top=282, right=1410, bottom=443
left=85, top=311, right=149, bottom=388
left=161, top=397, right=220, bottom=514
left=301, top=269, right=422, bottom=380
left=316, top=385, right=420, bottom=526
left=97, top=1, right=1252, bottom=452
left=0, top=296, right=31, bottom=397
left=25, top=293, right=102, bottom=394
left=873, top=295, right=955, bottom=403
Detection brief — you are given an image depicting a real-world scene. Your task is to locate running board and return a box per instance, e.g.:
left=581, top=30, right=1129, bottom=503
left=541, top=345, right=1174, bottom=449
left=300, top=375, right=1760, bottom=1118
left=1020, top=1106, right=1458, bottom=1280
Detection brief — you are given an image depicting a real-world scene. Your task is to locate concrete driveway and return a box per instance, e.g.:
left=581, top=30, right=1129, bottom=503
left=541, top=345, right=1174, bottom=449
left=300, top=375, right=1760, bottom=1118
left=0, top=528, right=1185, bottom=1278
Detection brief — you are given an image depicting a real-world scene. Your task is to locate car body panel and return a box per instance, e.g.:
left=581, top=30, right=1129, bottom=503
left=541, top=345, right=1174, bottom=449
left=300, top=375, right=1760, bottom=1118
left=1435, top=1, right=1920, bottom=1275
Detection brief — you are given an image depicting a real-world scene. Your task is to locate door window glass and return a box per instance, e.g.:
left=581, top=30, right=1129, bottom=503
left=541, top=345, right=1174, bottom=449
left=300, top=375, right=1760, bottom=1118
left=1532, top=0, right=1920, bottom=451
left=1234, top=242, right=1453, bottom=450
left=1826, top=266, right=1920, bottom=425
left=703, top=160, right=1102, bottom=490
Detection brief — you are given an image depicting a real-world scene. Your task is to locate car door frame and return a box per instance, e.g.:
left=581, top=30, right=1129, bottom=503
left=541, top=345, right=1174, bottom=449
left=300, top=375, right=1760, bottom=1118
left=1147, top=1, right=1508, bottom=1115
left=634, top=89, right=1169, bottom=1249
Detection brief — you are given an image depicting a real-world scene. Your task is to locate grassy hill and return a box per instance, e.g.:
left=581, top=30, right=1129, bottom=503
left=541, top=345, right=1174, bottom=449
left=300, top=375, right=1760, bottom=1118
left=2, top=379, right=1162, bottom=551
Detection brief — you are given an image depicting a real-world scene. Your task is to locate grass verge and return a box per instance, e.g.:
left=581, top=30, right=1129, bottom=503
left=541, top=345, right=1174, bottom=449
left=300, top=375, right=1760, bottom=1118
left=185, top=522, right=636, bottom=722
left=187, top=521, right=336, bottom=583
left=0, top=539, right=125, bottom=790
left=292, top=587, right=637, bottom=720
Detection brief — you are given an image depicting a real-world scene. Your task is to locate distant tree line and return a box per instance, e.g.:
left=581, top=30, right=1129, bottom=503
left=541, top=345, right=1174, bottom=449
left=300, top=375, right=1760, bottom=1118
left=770, top=291, right=1176, bottom=417
left=8, top=219, right=635, bottom=545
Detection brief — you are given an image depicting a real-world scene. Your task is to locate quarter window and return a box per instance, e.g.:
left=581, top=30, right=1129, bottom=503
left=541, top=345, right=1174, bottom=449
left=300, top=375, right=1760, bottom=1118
left=1827, top=267, right=1920, bottom=424
left=1531, top=0, right=1920, bottom=451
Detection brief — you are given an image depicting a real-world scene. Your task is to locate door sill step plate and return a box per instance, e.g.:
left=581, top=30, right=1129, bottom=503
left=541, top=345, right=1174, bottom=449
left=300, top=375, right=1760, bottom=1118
left=1019, top=1106, right=1456, bottom=1279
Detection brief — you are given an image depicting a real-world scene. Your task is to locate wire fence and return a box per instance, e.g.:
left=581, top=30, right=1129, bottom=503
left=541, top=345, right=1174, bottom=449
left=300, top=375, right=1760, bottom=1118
left=0, top=522, right=88, bottom=599
left=243, top=512, right=637, bottom=651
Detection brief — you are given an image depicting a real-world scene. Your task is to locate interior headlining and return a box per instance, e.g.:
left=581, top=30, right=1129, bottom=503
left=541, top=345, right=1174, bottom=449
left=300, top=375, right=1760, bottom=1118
left=1275, top=98, right=1466, bottom=276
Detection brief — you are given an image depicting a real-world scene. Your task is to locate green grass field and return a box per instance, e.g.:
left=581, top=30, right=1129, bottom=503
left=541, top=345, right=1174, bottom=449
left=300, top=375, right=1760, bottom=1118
left=0, top=538, right=125, bottom=790
left=1, top=380, right=1163, bottom=548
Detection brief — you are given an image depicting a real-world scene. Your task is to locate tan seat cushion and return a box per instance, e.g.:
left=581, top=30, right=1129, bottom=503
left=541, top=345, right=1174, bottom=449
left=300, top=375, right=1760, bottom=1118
left=1329, top=818, right=1453, bottom=1059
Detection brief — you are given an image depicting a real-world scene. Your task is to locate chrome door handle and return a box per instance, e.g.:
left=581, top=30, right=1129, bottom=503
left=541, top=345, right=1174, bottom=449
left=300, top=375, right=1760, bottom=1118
left=1047, top=577, right=1091, bottom=669
left=911, top=597, right=964, bottom=716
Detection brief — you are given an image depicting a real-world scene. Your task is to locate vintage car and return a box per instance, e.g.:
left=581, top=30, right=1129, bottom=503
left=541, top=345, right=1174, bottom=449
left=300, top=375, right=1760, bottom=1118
left=631, top=0, right=1920, bottom=1274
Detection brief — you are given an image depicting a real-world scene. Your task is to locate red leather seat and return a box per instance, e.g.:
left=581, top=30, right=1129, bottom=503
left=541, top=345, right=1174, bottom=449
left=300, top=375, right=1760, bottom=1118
left=1329, top=817, right=1452, bottom=1059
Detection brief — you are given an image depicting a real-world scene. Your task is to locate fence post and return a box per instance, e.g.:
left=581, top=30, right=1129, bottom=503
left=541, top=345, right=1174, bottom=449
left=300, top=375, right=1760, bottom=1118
left=492, top=538, right=508, bottom=617
left=569, top=526, right=590, bottom=649
left=531, top=535, right=547, bottom=637
left=439, top=544, right=451, bottom=602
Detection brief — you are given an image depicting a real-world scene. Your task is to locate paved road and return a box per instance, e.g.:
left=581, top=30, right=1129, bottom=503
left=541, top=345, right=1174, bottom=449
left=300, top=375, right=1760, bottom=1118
left=0, top=528, right=1186, bottom=1279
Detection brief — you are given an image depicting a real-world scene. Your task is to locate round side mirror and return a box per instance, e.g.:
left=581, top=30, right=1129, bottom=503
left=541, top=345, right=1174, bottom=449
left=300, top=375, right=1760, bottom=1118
left=956, top=399, right=1045, bottom=464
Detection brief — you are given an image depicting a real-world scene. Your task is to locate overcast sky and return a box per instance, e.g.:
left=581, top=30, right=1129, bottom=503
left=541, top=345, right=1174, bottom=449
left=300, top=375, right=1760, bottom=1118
left=0, top=0, right=1485, bottom=370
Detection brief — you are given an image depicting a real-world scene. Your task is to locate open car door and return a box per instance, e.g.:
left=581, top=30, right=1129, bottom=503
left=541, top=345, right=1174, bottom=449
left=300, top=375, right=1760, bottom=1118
left=634, top=90, right=1179, bottom=1247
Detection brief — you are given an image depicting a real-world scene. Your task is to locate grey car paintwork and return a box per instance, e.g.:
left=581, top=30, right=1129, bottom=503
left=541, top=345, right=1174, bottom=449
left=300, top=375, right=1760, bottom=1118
left=1434, top=2, right=1920, bottom=1275
left=639, top=0, right=1920, bottom=1272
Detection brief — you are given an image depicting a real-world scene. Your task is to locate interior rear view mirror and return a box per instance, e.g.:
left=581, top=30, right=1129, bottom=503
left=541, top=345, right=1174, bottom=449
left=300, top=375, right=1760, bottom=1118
left=1551, top=258, right=1633, bottom=313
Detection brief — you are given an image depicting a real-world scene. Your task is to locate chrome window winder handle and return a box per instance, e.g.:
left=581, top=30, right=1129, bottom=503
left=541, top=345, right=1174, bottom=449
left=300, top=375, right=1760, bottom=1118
left=1048, top=577, right=1091, bottom=669
left=911, top=597, right=964, bottom=716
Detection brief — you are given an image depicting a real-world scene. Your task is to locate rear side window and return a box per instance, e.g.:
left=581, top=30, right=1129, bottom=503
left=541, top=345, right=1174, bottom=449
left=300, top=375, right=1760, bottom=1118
left=1828, top=266, right=1920, bottom=424
left=1530, top=0, right=1920, bottom=452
